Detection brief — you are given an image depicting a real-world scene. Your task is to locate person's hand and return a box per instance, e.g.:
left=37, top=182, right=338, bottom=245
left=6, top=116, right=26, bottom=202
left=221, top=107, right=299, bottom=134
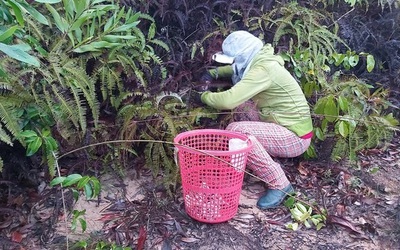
left=189, top=89, right=204, bottom=106
left=193, top=70, right=213, bottom=92
left=199, top=70, right=213, bottom=84
left=192, top=82, right=209, bottom=92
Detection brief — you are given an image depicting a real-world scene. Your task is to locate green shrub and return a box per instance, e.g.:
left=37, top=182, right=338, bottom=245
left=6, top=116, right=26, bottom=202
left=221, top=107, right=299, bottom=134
left=0, top=0, right=168, bottom=176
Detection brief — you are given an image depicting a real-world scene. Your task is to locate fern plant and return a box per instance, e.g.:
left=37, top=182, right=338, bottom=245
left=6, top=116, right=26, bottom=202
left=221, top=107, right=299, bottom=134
left=247, top=2, right=348, bottom=89
left=0, top=0, right=169, bottom=177
left=116, top=92, right=218, bottom=194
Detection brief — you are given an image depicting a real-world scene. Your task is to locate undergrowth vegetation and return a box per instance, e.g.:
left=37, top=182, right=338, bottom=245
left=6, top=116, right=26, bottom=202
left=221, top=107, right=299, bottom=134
left=1, top=0, right=399, bottom=190
left=0, top=0, right=169, bottom=177
left=0, top=2, right=400, bottom=243
left=0, top=0, right=400, bottom=249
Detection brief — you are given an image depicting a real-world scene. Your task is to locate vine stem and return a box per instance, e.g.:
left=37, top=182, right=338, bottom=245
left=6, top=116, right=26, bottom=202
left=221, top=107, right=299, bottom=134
left=102, top=110, right=400, bottom=131
left=57, top=139, right=324, bottom=214
left=328, top=7, right=355, bottom=28
left=53, top=151, right=69, bottom=250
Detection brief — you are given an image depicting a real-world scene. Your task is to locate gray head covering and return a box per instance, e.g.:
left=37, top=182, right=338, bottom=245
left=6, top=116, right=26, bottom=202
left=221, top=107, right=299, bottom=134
left=213, top=31, right=264, bottom=84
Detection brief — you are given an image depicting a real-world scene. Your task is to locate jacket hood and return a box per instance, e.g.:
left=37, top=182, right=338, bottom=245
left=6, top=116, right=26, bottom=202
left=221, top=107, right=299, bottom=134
left=255, top=44, right=285, bottom=66
left=218, top=31, right=264, bottom=84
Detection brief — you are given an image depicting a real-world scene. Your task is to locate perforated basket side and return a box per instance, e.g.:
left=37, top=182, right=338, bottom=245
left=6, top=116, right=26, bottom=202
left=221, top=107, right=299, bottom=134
left=174, top=129, right=253, bottom=223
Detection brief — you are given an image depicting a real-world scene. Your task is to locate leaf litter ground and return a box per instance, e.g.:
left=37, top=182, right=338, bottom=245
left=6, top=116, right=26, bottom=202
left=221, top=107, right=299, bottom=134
left=1, top=134, right=400, bottom=250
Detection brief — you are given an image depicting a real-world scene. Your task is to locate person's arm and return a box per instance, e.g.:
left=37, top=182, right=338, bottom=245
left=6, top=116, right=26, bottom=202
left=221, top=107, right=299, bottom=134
left=208, top=65, right=234, bottom=79
left=201, top=65, right=271, bottom=110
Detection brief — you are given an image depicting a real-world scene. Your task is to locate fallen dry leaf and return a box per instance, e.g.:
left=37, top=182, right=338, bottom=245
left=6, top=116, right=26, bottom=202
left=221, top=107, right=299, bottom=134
left=265, top=219, right=286, bottom=226
left=335, top=204, right=346, bottom=216
left=11, top=231, right=23, bottom=243
left=174, top=219, right=187, bottom=237
left=98, top=213, right=119, bottom=221
left=9, top=195, right=24, bottom=206
left=385, top=200, right=396, bottom=205
left=297, top=162, right=309, bottom=176
left=181, top=237, right=199, bottom=243
left=328, top=215, right=363, bottom=234
left=238, top=213, right=254, bottom=219
left=136, top=226, right=147, bottom=250
left=360, top=197, right=380, bottom=205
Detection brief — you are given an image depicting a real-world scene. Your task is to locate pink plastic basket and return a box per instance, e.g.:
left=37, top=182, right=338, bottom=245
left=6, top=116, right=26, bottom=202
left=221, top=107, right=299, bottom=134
left=174, top=129, right=253, bottom=223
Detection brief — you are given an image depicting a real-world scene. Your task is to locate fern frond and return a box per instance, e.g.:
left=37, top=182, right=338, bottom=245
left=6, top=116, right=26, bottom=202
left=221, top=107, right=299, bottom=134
left=138, top=12, right=155, bottom=22
left=0, top=101, right=22, bottom=139
left=143, top=126, right=178, bottom=194
left=131, top=26, right=147, bottom=51
left=162, top=113, right=177, bottom=137
left=147, top=52, right=165, bottom=66
left=0, top=124, right=12, bottom=146
left=158, top=143, right=178, bottom=195
left=331, top=137, right=348, bottom=162
left=0, top=82, right=12, bottom=95
left=47, top=151, right=58, bottom=178
left=144, top=140, right=160, bottom=177
left=47, top=84, right=80, bottom=130
left=25, top=16, right=46, bottom=42
left=189, top=107, right=219, bottom=125
left=46, top=54, right=66, bottom=86
left=62, top=60, right=100, bottom=127
left=272, top=14, right=296, bottom=46
left=117, top=104, right=138, bottom=122
left=151, top=143, right=161, bottom=177
left=149, top=39, right=170, bottom=52
left=99, top=66, right=114, bottom=102
left=112, top=91, right=135, bottom=111
left=164, top=10, right=186, bottom=31
left=147, top=53, right=168, bottom=79
left=116, top=54, right=146, bottom=86
left=69, top=82, right=88, bottom=132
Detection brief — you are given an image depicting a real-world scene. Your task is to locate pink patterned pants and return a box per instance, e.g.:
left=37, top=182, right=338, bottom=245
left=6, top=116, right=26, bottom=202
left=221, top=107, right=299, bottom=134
left=226, top=121, right=311, bottom=189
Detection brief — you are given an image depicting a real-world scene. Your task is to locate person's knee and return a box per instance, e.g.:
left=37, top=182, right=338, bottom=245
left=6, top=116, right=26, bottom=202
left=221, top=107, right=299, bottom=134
left=226, top=122, right=241, bottom=131
left=226, top=122, right=250, bottom=133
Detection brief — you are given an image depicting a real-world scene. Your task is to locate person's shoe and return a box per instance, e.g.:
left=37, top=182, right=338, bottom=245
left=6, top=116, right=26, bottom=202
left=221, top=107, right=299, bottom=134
left=256, top=184, right=295, bottom=210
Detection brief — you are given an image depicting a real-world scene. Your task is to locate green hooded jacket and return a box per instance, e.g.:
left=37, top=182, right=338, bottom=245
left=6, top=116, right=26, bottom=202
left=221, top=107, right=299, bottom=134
left=201, top=44, right=313, bottom=137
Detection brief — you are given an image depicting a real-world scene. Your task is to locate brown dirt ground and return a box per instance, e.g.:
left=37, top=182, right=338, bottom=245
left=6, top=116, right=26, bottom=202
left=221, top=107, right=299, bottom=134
left=1, top=134, right=400, bottom=250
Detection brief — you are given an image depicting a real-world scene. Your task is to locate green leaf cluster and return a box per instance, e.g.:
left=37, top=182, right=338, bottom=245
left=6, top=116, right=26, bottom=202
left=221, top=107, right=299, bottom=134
left=0, top=0, right=169, bottom=176
left=50, top=172, right=100, bottom=234
left=246, top=2, right=347, bottom=88
left=313, top=75, right=399, bottom=162
left=50, top=173, right=101, bottom=200
left=117, top=93, right=218, bottom=195
left=285, top=201, right=327, bottom=231
left=0, top=0, right=46, bottom=67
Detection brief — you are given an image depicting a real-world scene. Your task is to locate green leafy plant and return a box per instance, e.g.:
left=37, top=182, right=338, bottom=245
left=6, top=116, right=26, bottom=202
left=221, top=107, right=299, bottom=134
left=246, top=2, right=347, bottom=87
left=0, top=0, right=169, bottom=177
left=71, top=209, right=87, bottom=233
left=313, top=74, right=399, bottom=162
left=50, top=174, right=100, bottom=234
left=49, top=172, right=100, bottom=248
left=117, top=93, right=218, bottom=194
left=0, top=0, right=45, bottom=67
left=50, top=173, right=101, bottom=200
left=285, top=197, right=327, bottom=231
left=240, top=1, right=396, bottom=162
left=0, top=0, right=48, bottom=171
left=331, top=51, right=375, bottom=72
left=73, top=240, right=132, bottom=250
